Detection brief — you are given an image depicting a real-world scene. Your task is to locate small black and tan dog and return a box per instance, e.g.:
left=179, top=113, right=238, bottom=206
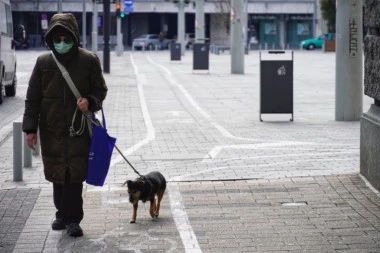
left=122, top=171, right=166, bottom=223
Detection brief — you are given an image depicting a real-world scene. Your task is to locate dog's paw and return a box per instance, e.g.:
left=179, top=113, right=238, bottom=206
left=154, top=212, right=159, bottom=218
left=129, top=219, right=136, bottom=223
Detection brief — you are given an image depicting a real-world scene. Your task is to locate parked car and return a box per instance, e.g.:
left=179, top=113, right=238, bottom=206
left=0, top=0, right=17, bottom=104
left=301, top=33, right=335, bottom=50
left=132, top=34, right=171, bottom=50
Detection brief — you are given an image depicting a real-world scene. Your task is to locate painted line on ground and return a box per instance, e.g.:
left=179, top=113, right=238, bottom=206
left=146, top=55, right=261, bottom=142
left=145, top=56, right=356, bottom=163
left=168, top=184, right=202, bottom=253
left=170, top=156, right=359, bottom=181
left=111, top=54, right=202, bottom=253
left=202, top=142, right=356, bottom=160
left=110, top=54, right=155, bottom=167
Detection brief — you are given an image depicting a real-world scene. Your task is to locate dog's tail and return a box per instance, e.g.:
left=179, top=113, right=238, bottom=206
left=122, top=180, right=128, bottom=187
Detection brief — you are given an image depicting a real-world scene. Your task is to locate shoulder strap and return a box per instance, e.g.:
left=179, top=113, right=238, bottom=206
left=51, top=51, right=81, bottom=99
left=51, top=51, right=96, bottom=136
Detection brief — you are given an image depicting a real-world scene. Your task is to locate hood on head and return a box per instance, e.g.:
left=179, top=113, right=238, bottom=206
left=45, top=13, right=80, bottom=51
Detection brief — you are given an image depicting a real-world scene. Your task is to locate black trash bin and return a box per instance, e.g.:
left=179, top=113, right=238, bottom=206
left=193, top=42, right=209, bottom=71
left=170, top=42, right=181, bottom=61
left=259, top=50, right=294, bottom=121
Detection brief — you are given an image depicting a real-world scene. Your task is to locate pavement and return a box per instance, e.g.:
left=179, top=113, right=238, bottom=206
left=0, top=49, right=379, bottom=253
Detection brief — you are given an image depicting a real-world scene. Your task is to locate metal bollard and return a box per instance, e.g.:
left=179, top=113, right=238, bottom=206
left=13, top=122, right=23, bottom=181
left=23, top=134, right=32, bottom=167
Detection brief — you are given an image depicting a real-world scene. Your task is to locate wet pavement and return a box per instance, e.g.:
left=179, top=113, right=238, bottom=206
left=0, top=49, right=379, bottom=252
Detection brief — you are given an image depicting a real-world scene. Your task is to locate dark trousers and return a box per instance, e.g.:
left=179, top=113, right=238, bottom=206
left=53, top=182, right=84, bottom=224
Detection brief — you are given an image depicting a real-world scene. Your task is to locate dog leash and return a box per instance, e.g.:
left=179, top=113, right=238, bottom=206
left=52, top=51, right=144, bottom=180
left=113, top=145, right=144, bottom=178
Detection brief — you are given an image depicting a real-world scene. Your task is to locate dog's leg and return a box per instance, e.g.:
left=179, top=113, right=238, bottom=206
left=154, top=190, right=164, bottom=218
left=130, top=203, right=138, bottom=223
left=149, top=198, right=156, bottom=218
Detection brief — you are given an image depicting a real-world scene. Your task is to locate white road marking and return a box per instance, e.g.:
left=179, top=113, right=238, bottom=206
left=146, top=56, right=261, bottom=142
left=202, top=141, right=350, bottom=160
left=110, top=55, right=155, bottom=167
left=171, top=156, right=358, bottom=181
left=145, top=56, right=350, bottom=164
left=168, top=184, right=203, bottom=253
left=111, top=54, right=202, bottom=253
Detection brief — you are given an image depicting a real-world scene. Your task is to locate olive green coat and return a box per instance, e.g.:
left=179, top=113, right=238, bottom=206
left=22, top=13, right=108, bottom=184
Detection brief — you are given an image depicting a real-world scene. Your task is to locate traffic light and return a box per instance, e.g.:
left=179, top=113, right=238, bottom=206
left=116, top=3, right=121, bottom=17
left=116, top=3, right=125, bottom=18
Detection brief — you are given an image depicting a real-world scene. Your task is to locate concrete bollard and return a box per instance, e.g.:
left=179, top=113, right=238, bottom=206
left=23, top=134, right=32, bottom=167
left=13, top=122, right=23, bottom=181
left=96, top=51, right=103, bottom=68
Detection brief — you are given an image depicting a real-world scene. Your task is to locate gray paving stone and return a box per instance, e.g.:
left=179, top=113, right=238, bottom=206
left=0, top=50, right=379, bottom=252
left=0, top=189, right=40, bottom=253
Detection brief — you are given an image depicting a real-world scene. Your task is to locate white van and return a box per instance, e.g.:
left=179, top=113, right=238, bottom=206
left=0, top=0, right=17, bottom=104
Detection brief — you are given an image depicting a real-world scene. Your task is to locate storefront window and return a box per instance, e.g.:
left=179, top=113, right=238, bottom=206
left=286, top=15, right=313, bottom=49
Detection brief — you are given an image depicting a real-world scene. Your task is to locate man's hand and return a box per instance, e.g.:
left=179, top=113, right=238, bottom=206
left=27, top=133, right=37, bottom=150
left=77, top=97, right=89, bottom=112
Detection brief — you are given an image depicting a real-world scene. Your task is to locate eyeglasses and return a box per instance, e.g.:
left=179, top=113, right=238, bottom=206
left=53, top=35, right=73, bottom=44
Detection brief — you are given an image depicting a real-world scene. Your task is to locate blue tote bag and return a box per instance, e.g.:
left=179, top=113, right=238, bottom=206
left=86, top=108, right=117, bottom=186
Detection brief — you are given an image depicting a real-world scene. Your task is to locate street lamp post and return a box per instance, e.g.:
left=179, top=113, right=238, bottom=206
left=82, top=0, right=86, bottom=49
left=92, top=0, right=98, bottom=53
left=177, top=0, right=185, bottom=56
left=103, top=0, right=111, bottom=73
left=335, top=0, right=363, bottom=121
left=231, top=0, right=244, bottom=74
left=58, top=0, right=62, bottom=13
left=195, top=0, right=205, bottom=42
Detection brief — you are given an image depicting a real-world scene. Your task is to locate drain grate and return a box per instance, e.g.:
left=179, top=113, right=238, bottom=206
left=281, top=202, right=308, bottom=206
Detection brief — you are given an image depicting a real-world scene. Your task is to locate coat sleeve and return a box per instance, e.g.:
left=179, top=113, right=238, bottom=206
left=22, top=58, right=43, bottom=134
left=87, top=53, right=108, bottom=112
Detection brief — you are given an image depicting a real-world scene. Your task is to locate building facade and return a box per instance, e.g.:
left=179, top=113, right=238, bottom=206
left=10, top=0, right=323, bottom=49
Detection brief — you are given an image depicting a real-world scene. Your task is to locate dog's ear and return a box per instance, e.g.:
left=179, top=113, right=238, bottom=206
left=122, top=180, right=131, bottom=187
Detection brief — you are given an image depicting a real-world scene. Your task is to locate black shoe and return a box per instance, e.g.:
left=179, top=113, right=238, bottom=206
left=67, top=223, right=83, bottom=237
left=52, top=218, right=66, bottom=230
